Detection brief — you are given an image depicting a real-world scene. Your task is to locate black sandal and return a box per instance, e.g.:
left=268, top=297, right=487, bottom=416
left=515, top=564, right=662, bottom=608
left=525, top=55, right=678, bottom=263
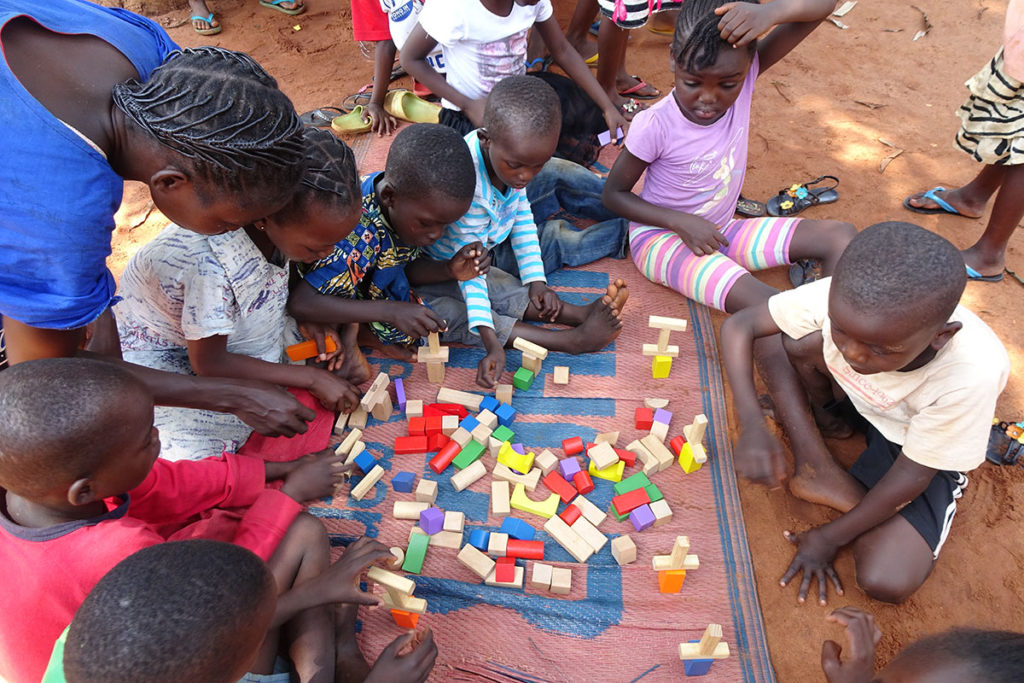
left=299, top=106, right=348, bottom=127
left=736, top=195, right=766, bottom=218
left=767, top=175, right=839, bottom=217
left=987, top=421, right=1024, bottom=466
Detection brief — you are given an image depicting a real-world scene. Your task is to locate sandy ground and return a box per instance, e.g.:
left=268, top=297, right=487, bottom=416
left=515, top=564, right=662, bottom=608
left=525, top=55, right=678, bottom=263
left=109, top=1, right=1024, bottom=679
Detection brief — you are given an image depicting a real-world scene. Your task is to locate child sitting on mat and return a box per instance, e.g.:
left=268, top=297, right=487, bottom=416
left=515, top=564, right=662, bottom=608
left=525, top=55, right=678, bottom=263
left=41, top=541, right=437, bottom=683
left=415, top=75, right=630, bottom=388
left=0, top=358, right=372, bottom=683
left=722, top=223, right=1009, bottom=605
left=116, top=130, right=362, bottom=461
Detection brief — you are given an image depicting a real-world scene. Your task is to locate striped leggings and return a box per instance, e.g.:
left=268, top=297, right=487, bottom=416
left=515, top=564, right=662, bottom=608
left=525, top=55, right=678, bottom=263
left=629, top=216, right=800, bottom=311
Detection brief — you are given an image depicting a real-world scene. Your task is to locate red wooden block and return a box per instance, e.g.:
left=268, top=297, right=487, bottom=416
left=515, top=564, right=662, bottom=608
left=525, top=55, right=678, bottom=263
left=611, top=488, right=651, bottom=516
left=390, top=609, right=420, bottom=628
left=572, top=470, right=595, bottom=495
left=506, top=539, right=544, bottom=560
left=562, top=436, right=584, bottom=456
left=423, top=403, right=469, bottom=419
left=426, top=433, right=450, bottom=452
left=614, top=448, right=636, bottom=467
left=495, top=556, right=516, bottom=583
left=395, top=435, right=429, bottom=455
left=559, top=503, right=582, bottom=525
left=635, top=407, right=654, bottom=431
left=543, top=470, right=578, bottom=504
left=669, top=436, right=686, bottom=456
left=424, top=416, right=444, bottom=436
left=408, top=417, right=426, bottom=436
left=428, top=440, right=461, bottom=473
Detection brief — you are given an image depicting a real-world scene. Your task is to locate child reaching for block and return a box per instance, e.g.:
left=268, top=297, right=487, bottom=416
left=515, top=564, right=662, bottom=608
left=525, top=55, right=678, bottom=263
left=116, top=129, right=363, bottom=461
left=721, top=223, right=1009, bottom=605
left=0, top=358, right=391, bottom=683
left=415, top=76, right=629, bottom=388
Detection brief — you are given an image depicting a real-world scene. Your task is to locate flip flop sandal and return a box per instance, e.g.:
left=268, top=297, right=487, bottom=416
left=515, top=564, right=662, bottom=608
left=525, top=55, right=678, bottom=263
left=789, top=259, right=823, bottom=288
left=342, top=89, right=372, bottom=112
left=585, top=52, right=600, bottom=67
left=299, top=106, right=347, bottom=127
left=766, top=175, right=839, bottom=217
left=987, top=421, right=1024, bottom=466
left=190, top=12, right=222, bottom=36
left=736, top=195, right=765, bottom=217
left=384, top=90, right=441, bottom=124
left=966, top=264, right=1004, bottom=282
left=618, top=75, right=660, bottom=99
left=391, top=62, right=407, bottom=81
left=526, top=56, right=553, bottom=73
left=902, top=186, right=972, bottom=217
left=259, top=0, right=306, bottom=15
left=330, top=106, right=372, bottom=135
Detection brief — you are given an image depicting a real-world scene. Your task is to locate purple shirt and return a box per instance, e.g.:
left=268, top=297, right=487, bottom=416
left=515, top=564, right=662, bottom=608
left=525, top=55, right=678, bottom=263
left=624, top=53, right=760, bottom=229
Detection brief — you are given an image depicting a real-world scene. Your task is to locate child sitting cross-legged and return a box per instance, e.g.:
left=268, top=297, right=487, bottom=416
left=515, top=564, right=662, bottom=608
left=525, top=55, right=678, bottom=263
left=415, top=75, right=630, bottom=388
left=0, top=358, right=387, bottom=683
left=116, top=129, right=364, bottom=461
left=722, top=223, right=1009, bottom=605
left=41, top=541, right=438, bottom=683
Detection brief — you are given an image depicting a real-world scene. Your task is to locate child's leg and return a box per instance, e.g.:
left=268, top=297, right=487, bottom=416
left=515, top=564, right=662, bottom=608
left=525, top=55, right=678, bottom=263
left=784, top=219, right=858, bottom=276
left=333, top=602, right=369, bottom=683
left=510, top=279, right=629, bottom=353
left=354, top=324, right=416, bottom=362
left=963, top=162, right=1024, bottom=276
left=526, top=158, right=619, bottom=226
left=904, top=163, right=1002, bottom=218
left=266, top=513, right=336, bottom=683
left=491, top=218, right=628, bottom=277
left=565, top=0, right=599, bottom=61
left=187, top=0, right=219, bottom=33
left=595, top=15, right=631, bottom=110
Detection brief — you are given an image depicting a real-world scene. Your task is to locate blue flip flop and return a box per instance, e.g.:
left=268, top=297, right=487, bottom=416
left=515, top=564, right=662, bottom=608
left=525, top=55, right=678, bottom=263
left=903, top=187, right=968, bottom=217
left=190, top=12, right=222, bottom=36
left=966, top=264, right=1004, bottom=282
left=259, top=0, right=306, bottom=16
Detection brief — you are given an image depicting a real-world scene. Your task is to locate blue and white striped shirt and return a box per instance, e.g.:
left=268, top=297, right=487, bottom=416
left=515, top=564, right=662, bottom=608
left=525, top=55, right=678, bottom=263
left=425, top=130, right=546, bottom=333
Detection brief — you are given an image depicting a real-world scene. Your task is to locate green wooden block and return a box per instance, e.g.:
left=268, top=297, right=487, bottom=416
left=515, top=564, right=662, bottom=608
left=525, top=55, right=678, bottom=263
left=608, top=504, right=630, bottom=522
left=645, top=483, right=663, bottom=503
left=512, top=367, right=535, bottom=391
left=492, top=425, right=515, bottom=443
left=613, top=472, right=652, bottom=496
left=402, top=532, right=429, bottom=574
left=452, top=440, right=486, bottom=469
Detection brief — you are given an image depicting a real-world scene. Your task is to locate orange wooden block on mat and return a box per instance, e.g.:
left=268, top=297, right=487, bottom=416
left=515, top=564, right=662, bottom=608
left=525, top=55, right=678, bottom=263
left=285, top=336, right=337, bottom=362
left=658, top=569, right=687, bottom=593
left=390, top=609, right=420, bottom=628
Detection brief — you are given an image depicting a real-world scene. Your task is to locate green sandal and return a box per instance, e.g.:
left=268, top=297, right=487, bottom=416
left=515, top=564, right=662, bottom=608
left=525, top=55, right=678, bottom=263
left=330, top=106, right=372, bottom=135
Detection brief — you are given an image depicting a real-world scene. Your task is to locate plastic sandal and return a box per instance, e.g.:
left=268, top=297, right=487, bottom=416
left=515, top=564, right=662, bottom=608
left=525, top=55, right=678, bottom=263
left=259, top=0, right=306, bottom=15
left=190, top=12, right=222, bottom=36
left=384, top=90, right=441, bottom=124
left=766, top=175, right=839, bottom=217
left=331, top=106, right=372, bottom=135
left=987, top=420, right=1024, bottom=466
left=736, top=195, right=765, bottom=217
left=299, top=106, right=347, bottom=127
left=618, top=75, right=659, bottom=99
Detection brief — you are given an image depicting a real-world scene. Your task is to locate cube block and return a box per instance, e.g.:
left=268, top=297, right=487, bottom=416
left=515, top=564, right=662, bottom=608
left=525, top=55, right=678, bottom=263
left=392, top=471, right=416, bottom=493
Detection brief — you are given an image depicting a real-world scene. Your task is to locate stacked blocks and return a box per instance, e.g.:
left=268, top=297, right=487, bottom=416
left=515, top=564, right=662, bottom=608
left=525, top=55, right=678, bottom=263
left=512, top=337, right=548, bottom=377
left=512, top=367, right=535, bottom=391
left=678, top=625, right=730, bottom=676
left=653, top=536, right=700, bottom=593
left=417, top=332, right=449, bottom=384
left=643, top=315, right=687, bottom=379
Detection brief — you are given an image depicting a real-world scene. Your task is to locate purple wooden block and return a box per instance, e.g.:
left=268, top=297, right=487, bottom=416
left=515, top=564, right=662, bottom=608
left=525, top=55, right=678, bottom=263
left=653, top=408, right=673, bottom=425
left=559, top=457, right=581, bottom=479
left=511, top=443, right=525, bottom=454
left=419, top=507, right=445, bottom=535
left=629, top=504, right=655, bottom=532
left=394, top=378, right=406, bottom=411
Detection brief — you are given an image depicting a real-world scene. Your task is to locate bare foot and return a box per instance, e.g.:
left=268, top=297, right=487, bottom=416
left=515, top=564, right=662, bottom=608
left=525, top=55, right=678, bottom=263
left=334, top=603, right=370, bottom=683
left=962, top=245, right=1006, bottom=279
left=571, top=38, right=598, bottom=64
left=569, top=294, right=623, bottom=352
left=905, top=187, right=985, bottom=218
left=615, top=74, right=660, bottom=99
left=335, top=341, right=372, bottom=385
left=188, top=0, right=219, bottom=32
left=608, top=278, right=629, bottom=313
left=263, top=0, right=305, bottom=11
left=789, top=461, right=865, bottom=513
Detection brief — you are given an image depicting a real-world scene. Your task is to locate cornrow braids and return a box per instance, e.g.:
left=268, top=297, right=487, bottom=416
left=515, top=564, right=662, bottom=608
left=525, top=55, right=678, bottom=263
left=671, top=0, right=758, bottom=73
left=274, top=127, right=360, bottom=225
left=112, top=46, right=306, bottom=205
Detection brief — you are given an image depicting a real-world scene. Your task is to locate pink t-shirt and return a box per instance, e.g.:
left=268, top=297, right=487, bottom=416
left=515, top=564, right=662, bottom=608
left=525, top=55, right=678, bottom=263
left=624, top=53, right=760, bottom=229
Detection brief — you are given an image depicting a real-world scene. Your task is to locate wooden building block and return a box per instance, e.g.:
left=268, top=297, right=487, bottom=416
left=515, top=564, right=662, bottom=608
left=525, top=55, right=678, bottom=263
left=348, top=405, right=368, bottom=429
left=381, top=591, right=427, bottom=615
left=594, top=431, right=620, bottom=446
left=435, top=387, right=484, bottom=411
left=534, top=448, right=559, bottom=475
left=443, top=510, right=465, bottom=533
left=512, top=337, right=549, bottom=359
left=652, top=554, right=700, bottom=572
left=389, top=609, right=420, bottom=629
left=286, top=336, right=338, bottom=362
left=366, top=566, right=415, bottom=596
left=484, top=564, right=524, bottom=588
left=470, top=423, right=493, bottom=445
left=334, top=428, right=363, bottom=457
left=490, top=480, right=511, bottom=518
left=683, top=414, right=709, bottom=445
left=644, top=397, right=669, bottom=410
left=588, top=459, right=625, bottom=482
left=343, top=441, right=366, bottom=467
left=332, top=411, right=349, bottom=435
left=625, top=439, right=659, bottom=476
left=402, top=532, right=429, bottom=574
left=530, top=562, right=553, bottom=590
left=510, top=483, right=559, bottom=518
left=670, top=536, right=690, bottom=567
left=572, top=494, right=607, bottom=527
left=416, top=346, right=450, bottom=363
left=512, top=367, right=535, bottom=391
left=495, top=383, right=514, bottom=405
left=651, top=355, right=672, bottom=379
left=492, top=463, right=541, bottom=491
left=570, top=516, right=608, bottom=553
left=658, top=568, right=687, bottom=593
left=521, top=354, right=543, bottom=374
left=476, top=409, right=498, bottom=430
left=426, top=361, right=445, bottom=384
left=640, top=434, right=676, bottom=472
left=611, top=534, right=637, bottom=565
left=650, top=420, right=669, bottom=442
left=360, top=372, right=391, bottom=412
left=393, top=501, right=430, bottom=520
left=450, top=459, right=486, bottom=491
left=649, top=315, right=688, bottom=332
left=678, top=442, right=707, bottom=474
left=497, top=443, right=534, bottom=474
left=587, top=441, right=619, bottom=470
left=389, top=546, right=405, bottom=567
left=448, top=426, right=473, bottom=448
left=457, top=543, right=495, bottom=579
left=549, top=567, right=572, bottom=595
left=641, top=343, right=680, bottom=357
left=441, top=414, right=459, bottom=436
left=487, top=532, right=509, bottom=557
left=351, top=465, right=384, bottom=501
left=678, top=624, right=730, bottom=661
left=543, top=515, right=593, bottom=563
left=415, top=479, right=438, bottom=504
left=552, top=366, right=569, bottom=384
left=650, top=499, right=673, bottom=527
left=410, top=527, right=462, bottom=549
left=405, top=399, right=424, bottom=419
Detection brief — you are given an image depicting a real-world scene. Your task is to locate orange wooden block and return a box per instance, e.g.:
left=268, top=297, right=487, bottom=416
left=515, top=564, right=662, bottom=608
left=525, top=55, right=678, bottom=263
left=390, top=609, right=420, bottom=629
left=285, top=336, right=338, bottom=362
left=657, top=569, right=687, bottom=593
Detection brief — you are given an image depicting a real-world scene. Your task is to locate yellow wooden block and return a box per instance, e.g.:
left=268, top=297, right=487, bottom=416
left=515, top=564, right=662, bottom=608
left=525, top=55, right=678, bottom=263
left=510, top=482, right=559, bottom=518
left=588, top=459, right=625, bottom=482
left=678, top=442, right=707, bottom=474
left=497, top=442, right=534, bottom=473
left=651, top=355, right=672, bottom=379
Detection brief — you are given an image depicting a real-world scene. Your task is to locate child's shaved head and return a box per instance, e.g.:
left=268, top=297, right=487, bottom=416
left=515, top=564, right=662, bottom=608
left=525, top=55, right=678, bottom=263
left=385, top=123, right=476, bottom=202
left=831, top=222, right=966, bottom=331
left=483, top=75, right=561, bottom=142
left=0, top=359, right=152, bottom=498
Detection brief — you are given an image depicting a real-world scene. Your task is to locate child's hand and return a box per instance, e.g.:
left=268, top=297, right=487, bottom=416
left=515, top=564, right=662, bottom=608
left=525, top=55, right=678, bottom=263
left=716, top=1, right=778, bottom=47
left=476, top=332, right=505, bottom=388
left=280, top=447, right=353, bottom=502
left=365, top=628, right=438, bottom=683
left=734, top=423, right=787, bottom=487
left=448, top=242, right=491, bottom=281
left=308, top=369, right=360, bottom=413
left=319, top=536, right=395, bottom=606
left=528, top=282, right=563, bottom=323
left=673, top=215, right=730, bottom=256
left=821, top=608, right=881, bottom=683
left=602, top=107, right=629, bottom=146
left=363, top=102, right=399, bottom=136
left=464, top=98, right=487, bottom=127
left=780, top=527, right=843, bottom=606
left=387, top=302, right=447, bottom=338
left=297, top=322, right=345, bottom=371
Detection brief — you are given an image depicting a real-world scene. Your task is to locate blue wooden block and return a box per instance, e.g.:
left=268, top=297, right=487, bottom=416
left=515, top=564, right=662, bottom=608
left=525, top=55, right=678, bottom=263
left=394, top=378, right=406, bottom=411
left=392, top=471, right=416, bottom=493
left=500, top=517, right=536, bottom=541
left=459, top=415, right=480, bottom=432
left=495, top=403, right=516, bottom=427
left=353, top=450, right=377, bottom=473
left=468, top=529, right=491, bottom=550
left=682, top=640, right=714, bottom=677
left=479, top=396, right=500, bottom=413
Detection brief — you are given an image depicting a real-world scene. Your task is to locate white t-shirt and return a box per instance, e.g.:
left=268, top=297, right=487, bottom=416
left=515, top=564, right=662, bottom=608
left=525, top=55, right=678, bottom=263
left=768, top=278, right=1009, bottom=472
left=416, top=0, right=553, bottom=109
left=380, top=0, right=445, bottom=73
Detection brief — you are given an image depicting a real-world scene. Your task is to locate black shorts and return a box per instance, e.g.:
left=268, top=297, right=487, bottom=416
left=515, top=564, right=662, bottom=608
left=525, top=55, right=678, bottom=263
left=829, top=399, right=967, bottom=557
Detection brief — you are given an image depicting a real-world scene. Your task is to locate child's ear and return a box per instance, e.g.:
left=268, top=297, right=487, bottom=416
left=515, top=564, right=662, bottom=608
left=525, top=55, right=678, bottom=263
left=378, top=180, right=396, bottom=209
left=148, top=169, right=192, bottom=198
left=669, top=58, right=676, bottom=73
left=67, top=478, right=99, bottom=506
left=930, top=320, right=963, bottom=351
left=477, top=128, right=491, bottom=148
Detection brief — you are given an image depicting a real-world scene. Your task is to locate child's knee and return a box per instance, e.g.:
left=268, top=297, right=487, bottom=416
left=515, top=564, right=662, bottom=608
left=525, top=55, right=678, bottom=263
left=855, top=561, right=920, bottom=604
left=822, top=220, right=857, bottom=253
left=289, top=511, right=330, bottom=548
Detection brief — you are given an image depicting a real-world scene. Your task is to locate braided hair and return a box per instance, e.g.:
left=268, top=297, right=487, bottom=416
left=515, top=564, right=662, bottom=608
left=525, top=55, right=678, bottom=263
left=111, top=47, right=306, bottom=207
left=273, top=127, right=360, bottom=225
left=671, top=0, right=758, bottom=72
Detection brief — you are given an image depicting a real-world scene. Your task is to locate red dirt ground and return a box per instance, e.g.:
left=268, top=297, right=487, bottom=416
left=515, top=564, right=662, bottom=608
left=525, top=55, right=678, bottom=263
left=110, top=1, right=1024, bottom=679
